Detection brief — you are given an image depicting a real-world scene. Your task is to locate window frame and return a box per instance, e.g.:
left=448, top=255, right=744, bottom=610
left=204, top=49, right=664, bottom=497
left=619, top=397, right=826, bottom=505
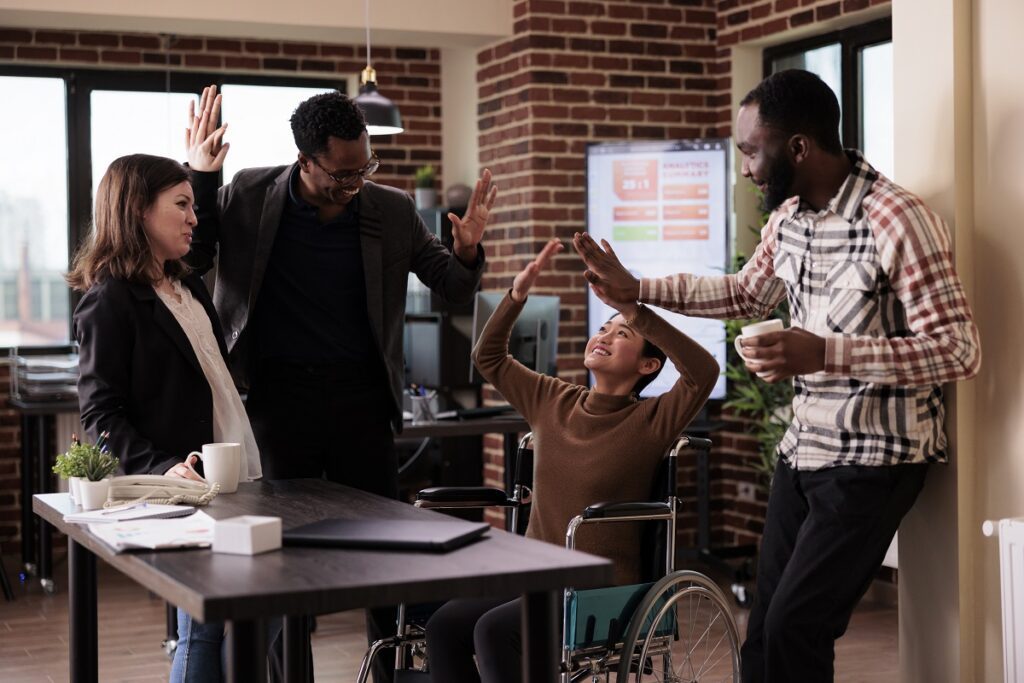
left=0, top=65, right=347, bottom=349
left=762, top=16, right=892, bottom=150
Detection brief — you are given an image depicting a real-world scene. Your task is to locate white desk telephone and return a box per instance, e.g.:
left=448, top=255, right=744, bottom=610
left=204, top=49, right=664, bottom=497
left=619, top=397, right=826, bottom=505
left=106, top=474, right=220, bottom=507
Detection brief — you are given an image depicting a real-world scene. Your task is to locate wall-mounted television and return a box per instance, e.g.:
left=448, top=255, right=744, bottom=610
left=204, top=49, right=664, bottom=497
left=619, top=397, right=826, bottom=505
left=585, top=139, right=730, bottom=400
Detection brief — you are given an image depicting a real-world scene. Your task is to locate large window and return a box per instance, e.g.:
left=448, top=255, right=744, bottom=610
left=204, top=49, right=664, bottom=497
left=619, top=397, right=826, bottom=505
left=0, top=75, right=68, bottom=346
left=0, top=69, right=344, bottom=348
left=765, top=17, right=893, bottom=177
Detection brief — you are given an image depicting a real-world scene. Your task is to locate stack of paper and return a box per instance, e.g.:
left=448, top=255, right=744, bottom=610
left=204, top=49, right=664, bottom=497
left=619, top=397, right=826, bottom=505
left=64, top=504, right=196, bottom=524
left=85, top=511, right=216, bottom=553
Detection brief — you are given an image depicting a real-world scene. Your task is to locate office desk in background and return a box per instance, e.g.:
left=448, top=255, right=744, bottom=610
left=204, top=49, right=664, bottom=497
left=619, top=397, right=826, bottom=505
left=34, top=479, right=612, bottom=683
left=11, top=397, right=79, bottom=594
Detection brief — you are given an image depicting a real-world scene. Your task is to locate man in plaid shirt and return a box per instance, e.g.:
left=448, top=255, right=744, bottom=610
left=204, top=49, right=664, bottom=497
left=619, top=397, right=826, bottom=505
left=575, top=69, right=980, bottom=682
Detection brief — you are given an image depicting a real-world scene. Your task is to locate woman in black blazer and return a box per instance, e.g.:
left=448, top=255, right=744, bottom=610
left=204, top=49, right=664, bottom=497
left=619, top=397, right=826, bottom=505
left=69, top=153, right=260, bottom=683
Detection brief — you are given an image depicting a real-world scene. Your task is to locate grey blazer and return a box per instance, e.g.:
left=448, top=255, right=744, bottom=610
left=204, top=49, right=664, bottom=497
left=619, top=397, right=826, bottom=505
left=187, top=165, right=484, bottom=428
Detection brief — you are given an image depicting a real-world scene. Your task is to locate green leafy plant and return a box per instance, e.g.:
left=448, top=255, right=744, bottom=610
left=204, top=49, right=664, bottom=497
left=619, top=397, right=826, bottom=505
left=55, top=441, right=118, bottom=482
left=414, top=164, right=436, bottom=189
left=81, top=447, right=118, bottom=482
left=723, top=198, right=794, bottom=492
left=53, top=443, right=88, bottom=479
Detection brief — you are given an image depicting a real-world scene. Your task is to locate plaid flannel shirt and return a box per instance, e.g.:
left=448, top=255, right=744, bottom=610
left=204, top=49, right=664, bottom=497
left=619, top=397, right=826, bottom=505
left=641, top=151, right=981, bottom=469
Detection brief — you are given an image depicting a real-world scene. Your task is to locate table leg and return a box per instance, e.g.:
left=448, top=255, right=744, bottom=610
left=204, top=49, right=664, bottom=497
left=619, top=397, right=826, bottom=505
left=20, top=414, right=35, bottom=574
left=226, top=618, right=267, bottom=683
left=283, top=615, right=311, bottom=682
left=521, top=590, right=559, bottom=683
left=68, top=538, right=97, bottom=683
left=37, top=416, right=54, bottom=593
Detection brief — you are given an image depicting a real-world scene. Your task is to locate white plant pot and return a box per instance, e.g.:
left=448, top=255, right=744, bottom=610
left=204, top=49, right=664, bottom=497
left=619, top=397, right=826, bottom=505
left=69, top=476, right=82, bottom=504
left=78, top=479, right=111, bottom=511
left=415, top=188, right=437, bottom=210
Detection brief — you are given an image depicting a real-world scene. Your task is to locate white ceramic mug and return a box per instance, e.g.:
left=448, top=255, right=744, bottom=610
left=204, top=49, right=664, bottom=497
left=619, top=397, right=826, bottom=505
left=734, top=319, right=786, bottom=362
left=188, top=442, right=241, bottom=493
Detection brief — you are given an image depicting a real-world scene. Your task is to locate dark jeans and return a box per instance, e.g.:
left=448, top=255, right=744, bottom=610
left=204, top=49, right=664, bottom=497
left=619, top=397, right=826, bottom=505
left=424, top=598, right=523, bottom=683
left=247, top=360, right=399, bottom=683
left=740, top=458, right=928, bottom=683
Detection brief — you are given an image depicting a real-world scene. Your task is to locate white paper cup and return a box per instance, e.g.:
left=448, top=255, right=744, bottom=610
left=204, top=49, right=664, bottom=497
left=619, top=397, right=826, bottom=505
left=734, top=319, right=785, bottom=362
left=188, top=442, right=241, bottom=494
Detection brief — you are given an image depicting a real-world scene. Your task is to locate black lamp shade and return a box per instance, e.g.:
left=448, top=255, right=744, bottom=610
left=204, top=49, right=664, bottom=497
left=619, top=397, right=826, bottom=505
left=354, top=82, right=404, bottom=136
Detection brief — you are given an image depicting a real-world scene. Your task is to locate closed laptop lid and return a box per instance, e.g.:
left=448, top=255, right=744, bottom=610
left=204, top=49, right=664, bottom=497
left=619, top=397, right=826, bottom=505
left=282, top=518, right=490, bottom=552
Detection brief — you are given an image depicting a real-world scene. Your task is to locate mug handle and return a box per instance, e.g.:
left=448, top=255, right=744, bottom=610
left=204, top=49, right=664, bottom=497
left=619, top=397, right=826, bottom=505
left=734, top=335, right=749, bottom=362
left=184, top=451, right=205, bottom=479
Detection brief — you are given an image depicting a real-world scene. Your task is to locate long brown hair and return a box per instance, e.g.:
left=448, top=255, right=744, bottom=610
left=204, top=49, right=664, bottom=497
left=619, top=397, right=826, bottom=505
left=67, top=154, right=191, bottom=291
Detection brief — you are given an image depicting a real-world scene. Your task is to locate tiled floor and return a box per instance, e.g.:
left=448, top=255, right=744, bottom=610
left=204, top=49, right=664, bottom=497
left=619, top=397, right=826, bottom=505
left=0, top=556, right=897, bottom=682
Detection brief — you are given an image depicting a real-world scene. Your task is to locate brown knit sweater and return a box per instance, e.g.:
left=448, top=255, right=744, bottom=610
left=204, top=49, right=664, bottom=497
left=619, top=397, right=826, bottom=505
left=472, top=292, right=719, bottom=585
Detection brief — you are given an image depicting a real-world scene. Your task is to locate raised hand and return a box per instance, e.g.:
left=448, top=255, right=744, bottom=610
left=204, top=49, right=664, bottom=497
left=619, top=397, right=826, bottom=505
left=572, top=232, right=641, bottom=308
left=511, top=238, right=564, bottom=303
left=449, top=168, right=498, bottom=264
left=185, top=84, right=229, bottom=172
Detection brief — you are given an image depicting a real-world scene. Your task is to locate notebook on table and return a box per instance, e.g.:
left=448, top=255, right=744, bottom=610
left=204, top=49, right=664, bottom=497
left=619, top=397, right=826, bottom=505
left=282, top=518, right=490, bottom=552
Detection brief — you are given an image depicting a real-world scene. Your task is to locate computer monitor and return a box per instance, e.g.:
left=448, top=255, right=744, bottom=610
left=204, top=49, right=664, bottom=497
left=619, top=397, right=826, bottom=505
left=471, top=293, right=560, bottom=381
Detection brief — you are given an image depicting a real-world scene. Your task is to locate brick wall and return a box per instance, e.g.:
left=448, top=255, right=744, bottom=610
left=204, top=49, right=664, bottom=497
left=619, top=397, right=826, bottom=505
left=0, top=27, right=443, bottom=548
left=476, top=0, right=890, bottom=546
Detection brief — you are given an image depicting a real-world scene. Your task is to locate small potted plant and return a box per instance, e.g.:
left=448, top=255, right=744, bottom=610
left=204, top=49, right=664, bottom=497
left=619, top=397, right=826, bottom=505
left=53, top=439, right=88, bottom=504
left=414, top=165, right=437, bottom=209
left=76, top=446, right=119, bottom=511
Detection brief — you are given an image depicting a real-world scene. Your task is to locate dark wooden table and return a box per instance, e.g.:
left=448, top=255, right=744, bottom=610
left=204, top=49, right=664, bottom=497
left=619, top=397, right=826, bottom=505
left=34, top=479, right=612, bottom=683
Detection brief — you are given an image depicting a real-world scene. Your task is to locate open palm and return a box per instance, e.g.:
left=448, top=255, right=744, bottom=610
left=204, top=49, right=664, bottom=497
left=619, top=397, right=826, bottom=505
left=511, top=239, right=563, bottom=302
left=449, top=168, right=498, bottom=253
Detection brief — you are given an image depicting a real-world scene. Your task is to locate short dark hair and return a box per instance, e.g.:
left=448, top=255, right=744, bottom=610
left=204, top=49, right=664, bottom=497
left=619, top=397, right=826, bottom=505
left=634, top=338, right=667, bottom=395
left=740, top=69, right=843, bottom=155
left=290, top=91, right=366, bottom=157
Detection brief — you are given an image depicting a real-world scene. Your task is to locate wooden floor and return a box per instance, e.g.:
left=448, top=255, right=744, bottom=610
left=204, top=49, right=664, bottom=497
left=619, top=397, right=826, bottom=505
left=0, top=556, right=897, bottom=682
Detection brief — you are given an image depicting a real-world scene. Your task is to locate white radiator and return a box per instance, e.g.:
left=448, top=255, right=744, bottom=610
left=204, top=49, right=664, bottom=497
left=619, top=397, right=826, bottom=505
left=984, top=517, right=1024, bottom=682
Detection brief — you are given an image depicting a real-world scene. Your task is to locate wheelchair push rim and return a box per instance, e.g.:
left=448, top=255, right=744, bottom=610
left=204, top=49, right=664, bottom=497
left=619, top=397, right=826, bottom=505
left=615, top=571, right=741, bottom=683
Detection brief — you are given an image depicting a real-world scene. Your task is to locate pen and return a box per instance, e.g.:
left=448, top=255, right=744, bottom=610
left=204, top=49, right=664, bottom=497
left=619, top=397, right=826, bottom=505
left=97, top=430, right=111, bottom=454
left=100, top=502, right=145, bottom=515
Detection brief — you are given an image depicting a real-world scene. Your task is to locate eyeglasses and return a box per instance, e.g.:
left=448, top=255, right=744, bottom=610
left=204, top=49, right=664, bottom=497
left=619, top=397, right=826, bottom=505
left=312, top=154, right=380, bottom=187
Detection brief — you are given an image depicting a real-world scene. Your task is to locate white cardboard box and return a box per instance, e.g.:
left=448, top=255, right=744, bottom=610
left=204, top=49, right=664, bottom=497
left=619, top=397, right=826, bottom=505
left=212, top=515, right=282, bottom=555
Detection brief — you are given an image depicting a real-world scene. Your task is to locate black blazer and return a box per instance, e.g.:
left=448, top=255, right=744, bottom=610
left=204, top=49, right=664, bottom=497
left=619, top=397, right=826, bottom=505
left=74, top=274, right=228, bottom=475
left=187, top=166, right=485, bottom=428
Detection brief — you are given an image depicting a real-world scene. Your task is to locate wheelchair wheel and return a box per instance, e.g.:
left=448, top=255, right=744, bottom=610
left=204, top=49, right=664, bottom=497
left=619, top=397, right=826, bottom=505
left=615, top=570, right=740, bottom=683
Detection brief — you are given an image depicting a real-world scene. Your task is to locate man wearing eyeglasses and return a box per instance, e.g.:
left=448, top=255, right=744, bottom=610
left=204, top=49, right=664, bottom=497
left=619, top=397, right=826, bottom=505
left=184, top=85, right=492, bottom=682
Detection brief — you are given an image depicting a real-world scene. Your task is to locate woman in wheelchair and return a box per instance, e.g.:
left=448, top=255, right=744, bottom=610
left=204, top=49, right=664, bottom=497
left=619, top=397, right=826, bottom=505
left=424, top=239, right=720, bottom=682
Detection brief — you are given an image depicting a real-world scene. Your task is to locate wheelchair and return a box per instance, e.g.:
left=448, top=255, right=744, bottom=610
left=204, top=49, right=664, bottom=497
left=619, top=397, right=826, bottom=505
left=357, top=434, right=741, bottom=682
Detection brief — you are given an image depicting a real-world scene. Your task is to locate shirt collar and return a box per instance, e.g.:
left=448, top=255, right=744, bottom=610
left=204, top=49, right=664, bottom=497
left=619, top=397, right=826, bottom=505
left=287, top=162, right=360, bottom=218
left=781, top=149, right=878, bottom=222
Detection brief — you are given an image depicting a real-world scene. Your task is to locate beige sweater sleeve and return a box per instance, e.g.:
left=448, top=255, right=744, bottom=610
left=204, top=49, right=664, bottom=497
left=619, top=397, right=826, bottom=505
left=471, top=290, right=570, bottom=424
left=630, top=305, right=720, bottom=441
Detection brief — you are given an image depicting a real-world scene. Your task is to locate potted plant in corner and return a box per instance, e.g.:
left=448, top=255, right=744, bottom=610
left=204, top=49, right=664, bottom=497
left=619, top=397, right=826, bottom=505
left=54, top=438, right=90, bottom=504
left=76, top=445, right=119, bottom=511
left=414, top=164, right=437, bottom=209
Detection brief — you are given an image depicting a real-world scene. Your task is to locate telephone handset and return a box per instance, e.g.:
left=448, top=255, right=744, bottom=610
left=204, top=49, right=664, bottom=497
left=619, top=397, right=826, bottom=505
left=106, top=473, right=220, bottom=507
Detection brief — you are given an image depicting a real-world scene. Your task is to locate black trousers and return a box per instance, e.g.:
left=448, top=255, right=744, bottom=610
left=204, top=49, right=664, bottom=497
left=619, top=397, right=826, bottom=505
left=740, top=458, right=928, bottom=683
left=424, top=597, right=523, bottom=683
left=247, top=361, right=399, bottom=683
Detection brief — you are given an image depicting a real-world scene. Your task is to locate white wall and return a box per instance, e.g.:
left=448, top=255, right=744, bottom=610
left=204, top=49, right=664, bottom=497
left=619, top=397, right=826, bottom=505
left=971, top=0, right=1024, bottom=679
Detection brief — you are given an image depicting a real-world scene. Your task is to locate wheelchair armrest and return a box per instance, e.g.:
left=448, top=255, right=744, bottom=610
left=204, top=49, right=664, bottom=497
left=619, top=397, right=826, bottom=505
left=415, top=486, right=513, bottom=508
left=581, top=501, right=671, bottom=520
left=679, top=435, right=712, bottom=450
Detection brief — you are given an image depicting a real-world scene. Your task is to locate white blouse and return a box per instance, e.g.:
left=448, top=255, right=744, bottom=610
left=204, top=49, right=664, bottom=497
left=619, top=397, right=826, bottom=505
left=155, top=280, right=262, bottom=481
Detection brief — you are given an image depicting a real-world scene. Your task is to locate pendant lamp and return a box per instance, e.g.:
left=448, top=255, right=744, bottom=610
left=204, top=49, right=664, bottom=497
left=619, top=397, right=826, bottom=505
left=353, top=0, right=404, bottom=135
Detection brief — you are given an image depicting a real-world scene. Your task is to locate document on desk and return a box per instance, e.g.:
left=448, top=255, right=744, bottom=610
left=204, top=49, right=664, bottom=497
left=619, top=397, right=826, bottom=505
left=64, top=503, right=196, bottom=524
left=86, top=511, right=216, bottom=553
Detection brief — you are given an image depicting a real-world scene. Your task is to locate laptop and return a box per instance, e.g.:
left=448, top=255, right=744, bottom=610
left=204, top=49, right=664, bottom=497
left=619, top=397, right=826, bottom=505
left=282, top=518, right=490, bottom=552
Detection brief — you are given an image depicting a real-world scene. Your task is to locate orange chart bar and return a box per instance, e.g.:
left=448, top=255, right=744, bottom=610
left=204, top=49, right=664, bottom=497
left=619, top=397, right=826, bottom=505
left=663, top=204, right=710, bottom=221
left=663, top=224, right=710, bottom=240
left=663, top=184, right=710, bottom=200
left=613, top=206, right=659, bottom=221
